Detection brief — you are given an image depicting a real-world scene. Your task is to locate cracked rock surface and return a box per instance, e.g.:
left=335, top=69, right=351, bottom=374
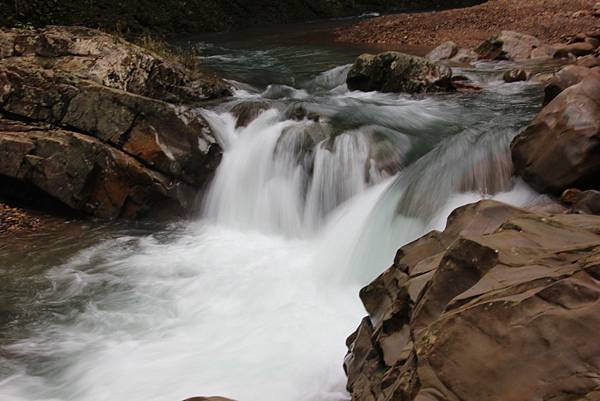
left=0, top=26, right=230, bottom=219
left=345, top=200, right=600, bottom=401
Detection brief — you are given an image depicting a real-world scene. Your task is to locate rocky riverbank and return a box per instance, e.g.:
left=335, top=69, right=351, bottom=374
left=335, top=0, right=600, bottom=49
left=0, top=26, right=230, bottom=220
left=343, top=25, right=600, bottom=401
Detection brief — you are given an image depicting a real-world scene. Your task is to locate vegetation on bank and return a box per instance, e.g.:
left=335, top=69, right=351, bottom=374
left=2, top=0, right=485, bottom=34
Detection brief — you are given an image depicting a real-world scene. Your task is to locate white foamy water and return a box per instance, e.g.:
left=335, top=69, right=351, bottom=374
left=0, top=56, right=545, bottom=401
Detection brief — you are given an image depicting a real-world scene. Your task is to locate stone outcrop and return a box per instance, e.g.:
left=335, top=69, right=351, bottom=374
left=346, top=52, right=453, bottom=93
left=345, top=199, right=600, bottom=401
left=0, top=27, right=229, bottom=219
left=511, top=74, right=600, bottom=195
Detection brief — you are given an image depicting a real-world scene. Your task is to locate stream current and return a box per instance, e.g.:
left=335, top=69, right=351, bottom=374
left=0, top=21, right=548, bottom=401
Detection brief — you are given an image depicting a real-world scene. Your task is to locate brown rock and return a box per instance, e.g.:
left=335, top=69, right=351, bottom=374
left=0, top=27, right=227, bottom=219
left=476, top=31, right=541, bottom=61
left=1, top=26, right=230, bottom=103
left=345, top=200, right=600, bottom=401
left=503, top=68, right=528, bottom=82
left=543, top=64, right=600, bottom=105
left=577, top=55, right=600, bottom=68
left=425, top=41, right=458, bottom=62
left=0, top=120, right=194, bottom=219
left=512, top=76, right=600, bottom=194
left=554, top=41, right=596, bottom=58
left=530, top=45, right=557, bottom=60
left=561, top=188, right=600, bottom=214
left=449, top=48, right=478, bottom=64
left=230, top=100, right=271, bottom=128
left=346, top=52, right=453, bottom=93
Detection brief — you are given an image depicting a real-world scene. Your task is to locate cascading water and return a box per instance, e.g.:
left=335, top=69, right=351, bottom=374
left=1, top=31, right=547, bottom=401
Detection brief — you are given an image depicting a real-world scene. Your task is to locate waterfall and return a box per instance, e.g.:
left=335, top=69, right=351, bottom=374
left=0, top=45, right=545, bottom=401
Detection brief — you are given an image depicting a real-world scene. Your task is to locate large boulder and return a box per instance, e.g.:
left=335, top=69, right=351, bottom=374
left=475, top=31, right=542, bottom=61
left=0, top=27, right=229, bottom=219
left=346, top=52, right=453, bottom=93
left=511, top=76, right=600, bottom=194
left=345, top=200, right=600, bottom=401
left=543, top=64, right=600, bottom=104
left=0, top=119, right=195, bottom=219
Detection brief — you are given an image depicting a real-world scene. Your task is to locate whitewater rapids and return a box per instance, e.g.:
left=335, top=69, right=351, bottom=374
left=0, top=44, right=545, bottom=401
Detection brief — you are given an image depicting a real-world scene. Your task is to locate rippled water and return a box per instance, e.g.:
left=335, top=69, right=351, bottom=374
left=1, top=24, right=548, bottom=401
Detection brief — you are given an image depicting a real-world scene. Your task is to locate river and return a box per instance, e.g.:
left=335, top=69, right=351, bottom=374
left=1, top=20, right=547, bottom=401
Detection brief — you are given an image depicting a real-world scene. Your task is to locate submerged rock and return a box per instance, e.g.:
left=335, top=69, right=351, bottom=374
left=502, top=68, right=528, bottom=82
left=512, top=75, right=600, bottom=194
left=346, top=52, right=453, bottom=93
left=230, top=100, right=271, bottom=128
left=0, top=27, right=229, bottom=219
left=345, top=200, right=600, bottom=401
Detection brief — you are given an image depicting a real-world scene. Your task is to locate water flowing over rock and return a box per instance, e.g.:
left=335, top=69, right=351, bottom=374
left=344, top=200, right=600, bottom=401
left=0, top=27, right=229, bottom=218
left=512, top=75, right=600, bottom=194
left=346, top=52, right=453, bottom=93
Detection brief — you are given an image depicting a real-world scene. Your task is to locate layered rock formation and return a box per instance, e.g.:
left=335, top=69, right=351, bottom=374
left=346, top=52, right=453, bottom=93
left=345, top=200, right=600, bottom=401
left=0, top=27, right=229, bottom=219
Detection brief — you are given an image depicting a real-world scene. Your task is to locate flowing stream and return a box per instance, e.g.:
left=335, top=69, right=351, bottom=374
left=0, top=23, right=547, bottom=401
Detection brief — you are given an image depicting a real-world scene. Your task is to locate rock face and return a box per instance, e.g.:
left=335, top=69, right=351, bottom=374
left=511, top=75, right=600, bottom=195
left=0, top=27, right=229, bottom=219
left=345, top=199, right=600, bottom=401
left=346, top=52, right=453, bottom=93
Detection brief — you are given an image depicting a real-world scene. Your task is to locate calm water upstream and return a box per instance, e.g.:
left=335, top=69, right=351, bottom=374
left=1, top=19, right=549, bottom=401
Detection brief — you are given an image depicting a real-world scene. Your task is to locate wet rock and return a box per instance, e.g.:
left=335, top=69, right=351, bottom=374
left=0, top=27, right=227, bottom=219
left=512, top=76, right=600, bottom=194
left=345, top=199, right=600, bottom=401
left=425, top=41, right=458, bottom=62
left=475, top=31, right=541, bottom=61
left=230, top=100, right=271, bottom=128
left=451, top=76, right=482, bottom=92
left=0, top=119, right=194, bottom=219
left=285, top=103, right=321, bottom=122
left=561, top=188, right=600, bottom=214
left=543, top=64, right=600, bottom=105
left=346, top=52, right=453, bottom=93
left=503, top=68, right=528, bottom=82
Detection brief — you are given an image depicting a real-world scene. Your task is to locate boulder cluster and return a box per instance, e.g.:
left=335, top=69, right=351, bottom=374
left=344, top=30, right=600, bottom=401
left=0, top=26, right=230, bottom=219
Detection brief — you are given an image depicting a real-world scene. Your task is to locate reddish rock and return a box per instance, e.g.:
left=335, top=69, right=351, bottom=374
left=345, top=200, right=600, bottom=401
left=512, top=76, right=600, bottom=194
